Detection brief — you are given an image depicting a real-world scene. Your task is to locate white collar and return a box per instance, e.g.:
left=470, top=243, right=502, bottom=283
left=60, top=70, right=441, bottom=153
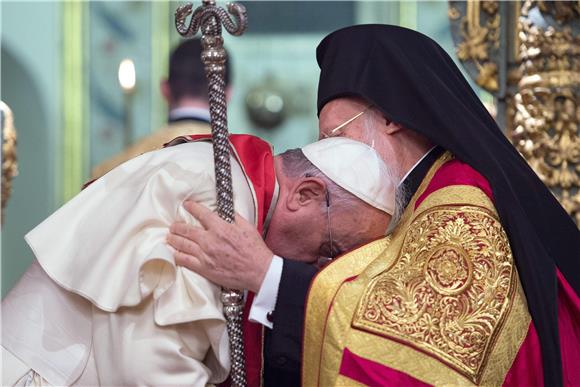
left=168, top=107, right=210, bottom=122
left=262, top=179, right=279, bottom=235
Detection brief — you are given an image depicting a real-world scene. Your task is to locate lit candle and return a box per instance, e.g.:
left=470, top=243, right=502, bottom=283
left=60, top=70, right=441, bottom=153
left=118, top=59, right=136, bottom=92
left=118, top=59, right=136, bottom=147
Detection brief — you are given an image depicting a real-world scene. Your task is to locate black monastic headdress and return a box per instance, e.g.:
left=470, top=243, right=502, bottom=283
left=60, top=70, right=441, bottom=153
left=316, top=24, right=579, bottom=386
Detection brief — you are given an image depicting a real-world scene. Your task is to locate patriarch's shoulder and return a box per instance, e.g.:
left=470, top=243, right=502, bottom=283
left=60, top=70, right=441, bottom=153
left=415, top=158, right=496, bottom=215
left=352, top=162, right=519, bottom=385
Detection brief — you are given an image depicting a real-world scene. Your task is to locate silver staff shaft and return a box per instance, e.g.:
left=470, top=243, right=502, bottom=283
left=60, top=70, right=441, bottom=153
left=175, top=1, right=248, bottom=386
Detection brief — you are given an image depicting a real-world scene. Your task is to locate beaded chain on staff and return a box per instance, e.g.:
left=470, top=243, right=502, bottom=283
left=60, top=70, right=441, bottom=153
left=175, top=1, right=248, bottom=386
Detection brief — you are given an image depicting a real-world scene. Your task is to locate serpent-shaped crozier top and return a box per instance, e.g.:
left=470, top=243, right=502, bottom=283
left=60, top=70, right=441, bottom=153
left=175, top=1, right=247, bottom=38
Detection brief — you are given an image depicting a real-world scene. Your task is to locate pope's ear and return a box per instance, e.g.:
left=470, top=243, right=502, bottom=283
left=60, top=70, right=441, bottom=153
left=287, top=177, right=326, bottom=211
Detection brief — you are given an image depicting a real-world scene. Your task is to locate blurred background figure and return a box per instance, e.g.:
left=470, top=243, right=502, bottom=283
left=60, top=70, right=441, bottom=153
left=91, top=38, right=230, bottom=178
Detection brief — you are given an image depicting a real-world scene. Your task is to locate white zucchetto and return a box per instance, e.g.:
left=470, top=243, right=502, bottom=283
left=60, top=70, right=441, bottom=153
left=302, top=137, right=395, bottom=215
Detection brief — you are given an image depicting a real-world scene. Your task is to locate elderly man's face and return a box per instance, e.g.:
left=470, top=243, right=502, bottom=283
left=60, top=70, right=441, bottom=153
left=318, top=97, right=371, bottom=142
left=319, top=97, right=403, bottom=177
left=265, top=156, right=390, bottom=264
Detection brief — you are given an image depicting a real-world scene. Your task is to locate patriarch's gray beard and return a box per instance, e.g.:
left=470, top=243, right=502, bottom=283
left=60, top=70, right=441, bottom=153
left=386, top=182, right=408, bottom=235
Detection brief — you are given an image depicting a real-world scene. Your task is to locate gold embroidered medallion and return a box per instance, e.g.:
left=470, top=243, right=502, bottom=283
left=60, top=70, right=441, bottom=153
left=352, top=205, right=515, bottom=383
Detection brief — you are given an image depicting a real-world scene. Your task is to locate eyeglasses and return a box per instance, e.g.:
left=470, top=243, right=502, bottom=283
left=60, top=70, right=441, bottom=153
left=321, top=105, right=374, bottom=139
left=317, top=188, right=335, bottom=268
left=326, top=189, right=334, bottom=258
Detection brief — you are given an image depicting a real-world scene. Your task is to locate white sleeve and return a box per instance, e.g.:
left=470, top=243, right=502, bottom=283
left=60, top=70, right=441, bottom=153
left=24, top=142, right=254, bottom=316
left=248, top=255, right=284, bottom=329
left=21, top=142, right=255, bottom=385
left=24, top=144, right=212, bottom=312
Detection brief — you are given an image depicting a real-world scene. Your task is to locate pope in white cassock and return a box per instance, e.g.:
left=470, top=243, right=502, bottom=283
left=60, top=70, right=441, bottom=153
left=1, top=134, right=395, bottom=386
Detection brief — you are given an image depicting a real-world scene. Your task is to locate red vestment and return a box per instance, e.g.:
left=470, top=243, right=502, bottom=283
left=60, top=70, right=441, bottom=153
left=303, top=154, right=580, bottom=386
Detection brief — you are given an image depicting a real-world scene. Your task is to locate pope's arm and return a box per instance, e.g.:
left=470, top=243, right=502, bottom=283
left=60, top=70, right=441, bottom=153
left=16, top=142, right=255, bottom=385
left=168, top=202, right=317, bottom=374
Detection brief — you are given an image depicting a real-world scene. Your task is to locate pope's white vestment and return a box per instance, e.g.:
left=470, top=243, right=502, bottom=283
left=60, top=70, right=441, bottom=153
left=1, top=141, right=257, bottom=386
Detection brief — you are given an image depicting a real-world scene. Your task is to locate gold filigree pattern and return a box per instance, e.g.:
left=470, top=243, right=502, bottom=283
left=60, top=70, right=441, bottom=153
left=425, top=245, right=473, bottom=296
left=449, top=0, right=500, bottom=92
left=456, top=22, right=490, bottom=62
left=353, top=205, right=515, bottom=384
left=450, top=0, right=579, bottom=224
left=448, top=7, right=461, bottom=21
left=481, top=0, right=498, bottom=15
left=507, top=4, right=580, bottom=224
left=537, top=1, right=580, bottom=24
left=476, top=61, right=499, bottom=91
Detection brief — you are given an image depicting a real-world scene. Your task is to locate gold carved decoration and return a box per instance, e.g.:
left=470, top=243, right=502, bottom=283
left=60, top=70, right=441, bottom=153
left=449, top=1, right=580, bottom=225
left=1, top=101, right=18, bottom=224
left=537, top=1, right=580, bottom=24
left=450, top=0, right=500, bottom=92
left=448, top=6, right=461, bottom=21
left=353, top=206, right=515, bottom=384
left=508, top=2, right=580, bottom=224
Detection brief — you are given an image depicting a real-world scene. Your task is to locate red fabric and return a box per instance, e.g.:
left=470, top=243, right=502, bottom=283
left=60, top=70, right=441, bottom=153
left=304, top=157, right=578, bottom=386
left=226, top=134, right=275, bottom=387
left=415, top=159, right=493, bottom=209
left=339, top=347, right=431, bottom=387
left=503, top=323, right=543, bottom=387
left=228, top=135, right=276, bottom=233
left=416, top=159, right=580, bottom=385
left=81, top=134, right=273, bottom=386
left=335, top=276, right=580, bottom=387
left=170, top=134, right=275, bottom=387
left=556, top=270, right=580, bottom=387
left=242, top=292, right=264, bottom=387
left=179, top=134, right=276, bottom=234
left=504, top=271, right=580, bottom=387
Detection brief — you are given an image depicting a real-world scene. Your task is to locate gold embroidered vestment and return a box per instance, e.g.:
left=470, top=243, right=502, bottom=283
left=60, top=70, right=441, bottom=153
left=303, top=154, right=531, bottom=386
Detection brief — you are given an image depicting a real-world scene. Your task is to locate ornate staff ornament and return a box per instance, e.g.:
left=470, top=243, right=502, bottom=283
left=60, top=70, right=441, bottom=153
left=175, top=1, right=248, bottom=385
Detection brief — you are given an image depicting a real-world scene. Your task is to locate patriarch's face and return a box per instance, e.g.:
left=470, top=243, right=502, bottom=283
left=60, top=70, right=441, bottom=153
left=318, top=98, right=371, bottom=142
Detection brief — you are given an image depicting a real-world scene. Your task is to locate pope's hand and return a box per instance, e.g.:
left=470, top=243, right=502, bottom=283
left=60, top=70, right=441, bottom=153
left=167, top=201, right=273, bottom=292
